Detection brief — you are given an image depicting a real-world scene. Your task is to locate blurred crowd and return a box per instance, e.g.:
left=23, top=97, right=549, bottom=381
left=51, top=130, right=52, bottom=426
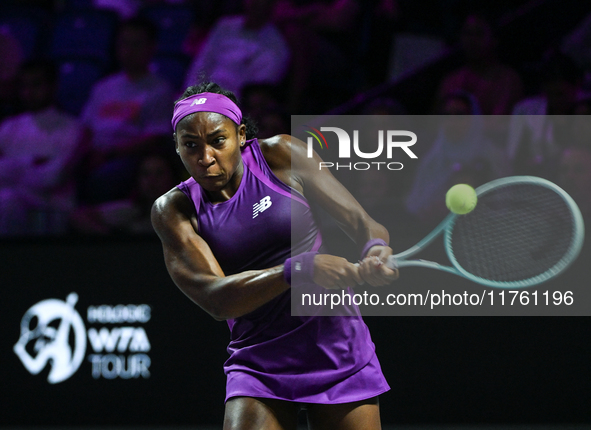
left=0, top=0, right=590, bottom=237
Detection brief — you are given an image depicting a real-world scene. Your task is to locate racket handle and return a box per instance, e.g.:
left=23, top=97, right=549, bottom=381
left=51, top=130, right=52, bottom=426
left=386, top=255, right=398, bottom=270
left=355, top=255, right=399, bottom=270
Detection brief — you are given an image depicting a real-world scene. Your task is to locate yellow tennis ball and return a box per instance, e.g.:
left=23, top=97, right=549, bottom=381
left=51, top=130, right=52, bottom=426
left=446, top=184, right=477, bottom=215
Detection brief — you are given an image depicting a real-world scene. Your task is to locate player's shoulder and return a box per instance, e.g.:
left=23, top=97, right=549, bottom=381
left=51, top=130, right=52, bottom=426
left=151, top=187, right=194, bottom=234
left=259, top=134, right=310, bottom=175
left=259, top=133, right=292, bottom=151
left=258, top=134, right=292, bottom=169
left=258, top=134, right=308, bottom=166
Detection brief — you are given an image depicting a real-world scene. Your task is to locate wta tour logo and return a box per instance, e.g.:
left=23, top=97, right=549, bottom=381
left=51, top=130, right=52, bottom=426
left=302, top=125, right=418, bottom=170
left=13, top=293, right=86, bottom=384
left=14, top=293, right=152, bottom=383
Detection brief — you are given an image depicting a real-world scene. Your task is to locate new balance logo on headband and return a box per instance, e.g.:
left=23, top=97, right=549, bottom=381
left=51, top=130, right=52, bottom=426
left=172, top=92, right=242, bottom=130
left=253, top=196, right=272, bottom=218
left=190, top=98, right=207, bottom=106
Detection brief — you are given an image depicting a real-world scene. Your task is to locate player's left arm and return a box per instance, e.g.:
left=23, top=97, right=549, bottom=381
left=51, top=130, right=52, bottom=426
left=261, top=134, right=398, bottom=285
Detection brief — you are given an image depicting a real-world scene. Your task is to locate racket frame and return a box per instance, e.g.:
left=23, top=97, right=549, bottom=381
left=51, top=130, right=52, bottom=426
left=387, top=176, right=585, bottom=289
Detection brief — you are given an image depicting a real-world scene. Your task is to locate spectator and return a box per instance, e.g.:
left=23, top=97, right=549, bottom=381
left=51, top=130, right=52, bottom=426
left=0, top=60, right=85, bottom=236
left=91, top=0, right=142, bottom=19
left=0, top=31, right=23, bottom=121
left=257, top=109, right=290, bottom=139
left=404, top=92, right=497, bottom=226
left=361, top=96, right=407, bottom=115
left=241, top=83, right=284, bottom=123
left=90, top=0, right=202, bottom=18
left=184, top=0, right=290, bottom=99
left=437, top=13, right=523, bottom=115
left=561, top=12, right=591, bottom=75
left=273, top=0, right=361, bottom=113
left=573, top=93, right=591, bottom=114
left=240, top=83, right=288, bottom=138
left=356, top=96, right=411, bottom=214
left=359, top=0, right=399, bottom=87
left=71, top=152, right=180, bottom=235
left=80, top=17, right=174, bottom=204
left=507, top=50, right=581, bottom=177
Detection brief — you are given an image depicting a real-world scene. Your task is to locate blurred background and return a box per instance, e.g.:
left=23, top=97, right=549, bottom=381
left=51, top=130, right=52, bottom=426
left=1, top=0, right=591, bottom=428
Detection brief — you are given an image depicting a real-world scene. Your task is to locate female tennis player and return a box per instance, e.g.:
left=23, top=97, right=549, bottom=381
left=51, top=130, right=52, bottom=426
left=152, top=82, right=398, bottom=430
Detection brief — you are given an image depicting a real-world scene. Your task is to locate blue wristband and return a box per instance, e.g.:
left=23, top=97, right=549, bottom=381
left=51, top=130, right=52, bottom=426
left=284, top=251, right=317, bottom=285
left=360, top=239, right=388, bottom=260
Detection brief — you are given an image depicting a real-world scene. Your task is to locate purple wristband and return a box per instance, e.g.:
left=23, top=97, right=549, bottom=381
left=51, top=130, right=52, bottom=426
left=283, top=252, right=317, bottom=285
left=360, top=239, right=388, bottom=259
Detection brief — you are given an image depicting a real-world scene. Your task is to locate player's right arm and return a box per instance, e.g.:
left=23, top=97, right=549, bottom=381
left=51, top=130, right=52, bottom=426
left=151, top=188, right=290, bottom=321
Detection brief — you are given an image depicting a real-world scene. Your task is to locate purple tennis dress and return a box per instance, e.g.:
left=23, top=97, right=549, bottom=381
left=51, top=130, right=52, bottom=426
left=177, top=139, right=390, bottom=404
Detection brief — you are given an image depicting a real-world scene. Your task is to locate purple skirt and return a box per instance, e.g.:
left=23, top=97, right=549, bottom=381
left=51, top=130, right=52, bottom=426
left=224, top=290, right=390, bottom=404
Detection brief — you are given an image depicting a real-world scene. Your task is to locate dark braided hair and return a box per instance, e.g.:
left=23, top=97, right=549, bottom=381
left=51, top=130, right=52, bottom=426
left=176, top=82, right=258, bottom=140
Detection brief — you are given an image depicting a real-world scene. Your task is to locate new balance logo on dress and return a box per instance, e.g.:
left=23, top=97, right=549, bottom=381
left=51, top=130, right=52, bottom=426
left=253, top=196, right=272, bottom=218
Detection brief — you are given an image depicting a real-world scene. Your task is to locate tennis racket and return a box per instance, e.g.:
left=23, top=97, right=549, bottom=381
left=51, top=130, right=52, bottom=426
left=384, top=176, right=585, bottom=289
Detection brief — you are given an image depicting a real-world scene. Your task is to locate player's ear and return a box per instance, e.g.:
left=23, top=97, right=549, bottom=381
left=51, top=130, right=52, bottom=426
left=173, top=133, right=180, bottom=155
left=238, top=124, right=246, bottom=146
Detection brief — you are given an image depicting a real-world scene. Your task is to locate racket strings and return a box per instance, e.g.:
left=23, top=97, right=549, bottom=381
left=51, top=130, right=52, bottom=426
left=449, top=184, right=575, bottom=283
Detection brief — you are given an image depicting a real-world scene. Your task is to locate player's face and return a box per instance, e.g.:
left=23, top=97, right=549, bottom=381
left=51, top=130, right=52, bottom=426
left=175, top=112, right=246, bottom=199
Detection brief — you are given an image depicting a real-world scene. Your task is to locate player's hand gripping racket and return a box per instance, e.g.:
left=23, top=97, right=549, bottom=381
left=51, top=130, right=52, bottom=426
left=384, top=176, right=585, bottom=289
